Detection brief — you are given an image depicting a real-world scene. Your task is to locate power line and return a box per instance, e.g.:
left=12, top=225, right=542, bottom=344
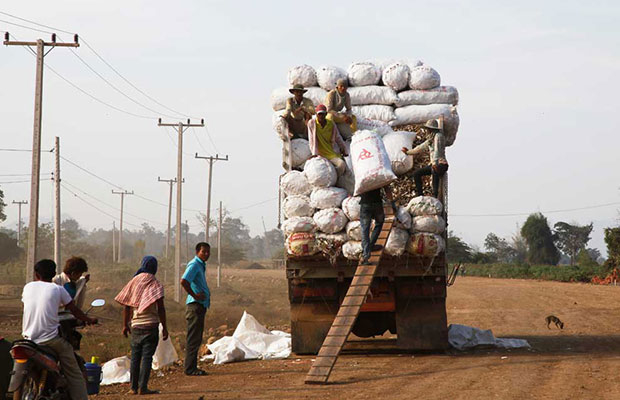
left=0, top=11, right=73, bottom=34
left=450, top=202, right=620, bottom=217
left=0, top=18, right=53, bottom=34
left=0, top=148, right=52, bottom=152
left=0, top=178, right=51, bottom=184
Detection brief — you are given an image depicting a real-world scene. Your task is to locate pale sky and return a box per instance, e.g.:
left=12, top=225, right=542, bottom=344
left=1, top=0, right=618, bottom=255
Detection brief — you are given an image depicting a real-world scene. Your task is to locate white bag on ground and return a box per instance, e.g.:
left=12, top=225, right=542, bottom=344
left=283, top=195, right=314, bottom=218
left=407, top=196, right=444, bottom=216
left=342, top=241, right=363, bottom=260
left=288, top=65, right=318, bottom=87
left=390, top=104, right=452, bottom=127
left=382, top=131, right=416, bottom=175
left=290, top=139, right=311, bottom=168
left=412, top=215, right=446, bottom=234
left=357, top=117, right=394, bottom=137
left=280, top=170, right=311, bottom=196
left=310, top=187, right=348, bottom=209
left=395, top=86, right=459, bottom=107
left=313, top=208, right=348, bottom=234
left=409, top=65, right=441, bottom=90
left=352, top=105, right=395, bottom=123
left=385, top=228, right=410, bottom=257
left=407, top=232, right=445, bottom=257
left=347, top=62, right=381, bottom=86
left=382, top=62, right=410, bottom=91
left=286, top=232, right=318, bottom=256
left=152, top=324, right=178, bottom=370
left=101, top=356, right=130, bottom=385
left=342, top=196, right=361, bottom=221
left=304, top=156, right=337, bottom=188
left=346, top=220, right=363, bottom=241
left=350, top=130, right=397, bottom=195
left=305, top=87, right=328, bottom=107
left=282, top=217, right=316, bottom=235
left=316, top=65, right=347, bottom=91
left=394, top=206, right=412, bottom=230
left=349, top=86, right=398, bottom=106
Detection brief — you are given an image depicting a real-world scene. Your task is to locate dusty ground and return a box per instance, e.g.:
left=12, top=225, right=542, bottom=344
left=3, top=269, right=620, bottom=399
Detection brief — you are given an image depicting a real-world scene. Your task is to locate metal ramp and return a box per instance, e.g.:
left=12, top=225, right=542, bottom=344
left=305, top=204, right=395, bottom=384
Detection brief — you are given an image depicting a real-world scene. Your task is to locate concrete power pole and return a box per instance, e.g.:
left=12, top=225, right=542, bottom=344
left=217, top=201, right=222, bottom=288
left=112, top=221, right=116, bottom=262
left=195, top=153, right=228, bottom=242
left=158, top=118, right=204, bottom=302
left=112, top=190, right=133, bottom=263
left=53, top=136, right=61, bottom=272
left=158, top=177, right=183, bottom=260
left=4, top=33, right=79, bottom=281
left=12, top=200, right=28, bottom=245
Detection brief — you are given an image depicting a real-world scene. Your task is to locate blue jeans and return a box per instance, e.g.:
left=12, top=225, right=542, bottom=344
left=360, top=203, right=385, bottom=260
left=130, top=326, right=159, bottom=392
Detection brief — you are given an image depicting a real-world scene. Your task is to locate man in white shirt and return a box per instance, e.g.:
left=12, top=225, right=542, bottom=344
left=22, top=259, right=97, bottom=400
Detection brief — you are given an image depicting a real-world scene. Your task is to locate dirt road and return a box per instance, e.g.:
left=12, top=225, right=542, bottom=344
left=4, top=271, right=620, bottom=399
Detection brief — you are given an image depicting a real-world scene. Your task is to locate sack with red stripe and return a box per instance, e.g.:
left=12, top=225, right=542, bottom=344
left=406, top=232, right=445, bottom=257
left=286, top=232, right=318, bottom=256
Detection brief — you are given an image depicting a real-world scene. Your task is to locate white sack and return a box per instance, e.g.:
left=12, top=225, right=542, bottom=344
left=407, top=232, right=446, bottom=257
left=389, top=104, right=452, bottom=127
left=350, top=130, right=397, bottom=196
left=316, top=65, right=347, bottom=91
left=101, top=356, right=130, bottom=385
left=349, top=86, right=398, bottom=106
left=444, top=107, right=460, bottom=147
left=290, top=139, right=311, bottom=168
left=337, top=166, right=355, bottom=195
left=270, top=87, right=326, bottom=111
left=382, top=131, right=416, bottom=175
left=283, top=195, right=314, bottom=218
left=304, top=156, right=337, bottom=188
left=310, top=187, right=348, bottom=209
left=382, top=63, right=410, bottom=91
left=346, top=220, right=363, bottom=241
left=407, top=196, right=443, bottom=216
left=280, top=170, right=311, bottom=196
left=412, top=215, right=446, bottom=234
left=352, top=105, right=395, bottom=123
left=305, top=87, right=328, bottom=107
left=342, top=196, right=361, bottom=221
left=448, top=324, right=531, bottom=351
left=313, top=208, right=348, bottom=234
left=316, top=232, right=348, bottom=247
left=394, top=206, right=412, bottom=230
left=152, top=324, right=178, bottom=370
left=286, top=232, right=318, bottom=256
left=272, top=110, right=287, bottom=140
left=343, top=241, right=363, bottom=260
left=282, top=217, right=316, bottom=235
left=288, top=64, right=318, bottom=87
left=409, top=65, right=441, bottom=90
left=395, top=86, right=459, bottom=107
left=207, top=311, right=292, bottom=364
left=357, top=117, right=394, bottom=137
left=347, top=62, right=381, bottom=86
left=385, top=228, right=410, bottom=257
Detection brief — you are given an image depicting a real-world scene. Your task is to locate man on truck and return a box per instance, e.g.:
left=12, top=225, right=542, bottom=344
left=325, top=78, right=357, bottom=139
left=308, top=104, right=348, bottom=176
left=281, top=84, right=315, bottom=139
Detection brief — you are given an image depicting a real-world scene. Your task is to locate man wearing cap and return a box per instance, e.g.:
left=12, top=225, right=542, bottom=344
left=281, top=84, right=315, bottom=140
left=401, top=119, right=449, bottom=198
left=325, top=78, right=357, bottom=139
left=307, top=104, right=348, bottom=176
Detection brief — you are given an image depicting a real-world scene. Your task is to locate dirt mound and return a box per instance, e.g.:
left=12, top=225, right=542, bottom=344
left=245, top=262, right=266, bottom=270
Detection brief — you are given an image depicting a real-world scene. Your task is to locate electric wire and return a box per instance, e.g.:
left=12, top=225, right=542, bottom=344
left=450, top=202, right=620, bottom=217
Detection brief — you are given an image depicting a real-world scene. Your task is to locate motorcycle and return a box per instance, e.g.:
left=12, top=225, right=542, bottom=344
left=8, top=299, right=105, bottom=400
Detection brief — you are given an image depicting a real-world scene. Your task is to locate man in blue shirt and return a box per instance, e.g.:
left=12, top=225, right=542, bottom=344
left=180, top=242, right=211, bottom=376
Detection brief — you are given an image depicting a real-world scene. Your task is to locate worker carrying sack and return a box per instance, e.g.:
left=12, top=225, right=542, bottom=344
left=350, top=130, right=397, bottom=195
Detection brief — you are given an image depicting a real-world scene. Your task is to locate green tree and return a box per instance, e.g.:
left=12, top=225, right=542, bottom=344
left=521, top=213, right=560, bottom=265
left=576, top=248, right=598, bottom=267
left=604, top=227, right=620, bottom=265
left=446, top=231, right=473, bottom=263
left=0, top=231, right=22, bottom=263
left=484, top=233, right=514, bottom=263
left=553, top=222, right=593, bottom=265
left=0, top=189, right=6, bottom=222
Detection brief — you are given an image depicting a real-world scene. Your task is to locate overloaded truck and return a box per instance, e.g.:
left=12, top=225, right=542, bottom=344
left=271, top=61, right=460, bottom=354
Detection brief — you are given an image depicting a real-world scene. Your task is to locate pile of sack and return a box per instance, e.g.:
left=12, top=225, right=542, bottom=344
left=271, top=60, right=460, bottom=148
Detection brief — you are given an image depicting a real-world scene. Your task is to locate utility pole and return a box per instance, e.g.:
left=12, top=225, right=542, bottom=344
left=112, top=221, right=116, bottom=263
left=185, top=219, right=190, bottom=261
left=158, top=118, right=204, bottom=302
left=12, top=200, right=28, bottom=245
left=112, top=190, right=133, bottom=263
left=4, top=32, right=79, bottom=281
left=218, top=201, right=222, bottom=288
left=53, top=136, right=61, bottom=272
left=195, top=153, right=229, bottom=242
left=158, top=177, right=183, bottom=260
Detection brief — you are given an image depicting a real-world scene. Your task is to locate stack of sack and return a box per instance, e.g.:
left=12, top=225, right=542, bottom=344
left=406, top=196, right=446, bottom=258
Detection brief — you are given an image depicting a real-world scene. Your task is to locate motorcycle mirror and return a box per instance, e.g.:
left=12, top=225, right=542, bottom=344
left=90, top=299, right=106, bottom=307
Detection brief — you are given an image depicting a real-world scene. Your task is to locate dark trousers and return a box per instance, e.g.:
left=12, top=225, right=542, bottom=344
left=360, top=203, right=385, bottom=260
left=411, top=163, right=448, bottom=197
left=184, top=303, right=206, bottom=374
left=283, top=116, right=308, bottom=140
left=130, top=326, right=159, bottom=392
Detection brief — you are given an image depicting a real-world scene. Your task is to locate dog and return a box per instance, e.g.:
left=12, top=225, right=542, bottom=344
left=545, top=315, right=564, bottom=330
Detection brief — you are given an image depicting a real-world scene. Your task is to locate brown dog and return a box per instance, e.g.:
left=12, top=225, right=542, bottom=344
left=545, top=315, right=564, bottom=329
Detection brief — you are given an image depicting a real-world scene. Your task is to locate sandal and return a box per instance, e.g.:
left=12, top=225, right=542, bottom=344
left=185, top=369, right=208, bottom=376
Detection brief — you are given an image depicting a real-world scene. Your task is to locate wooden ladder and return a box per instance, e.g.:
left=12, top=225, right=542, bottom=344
left=305, top=204, right=395, bottom=384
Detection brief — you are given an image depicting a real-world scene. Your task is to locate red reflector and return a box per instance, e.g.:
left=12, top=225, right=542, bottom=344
left=10, top=346, right=35, bottom=360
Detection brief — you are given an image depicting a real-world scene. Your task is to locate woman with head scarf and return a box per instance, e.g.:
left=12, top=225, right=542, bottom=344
left=115, top=256, right=168, bottom=395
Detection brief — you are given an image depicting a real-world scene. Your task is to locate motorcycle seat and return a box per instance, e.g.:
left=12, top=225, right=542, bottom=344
left=12, top=339, right=58, bottom=362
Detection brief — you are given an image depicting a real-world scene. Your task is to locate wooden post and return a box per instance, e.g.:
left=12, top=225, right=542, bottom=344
left=217, top=201, right=222, bottom=288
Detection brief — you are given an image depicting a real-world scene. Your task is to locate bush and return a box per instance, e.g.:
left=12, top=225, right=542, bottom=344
left=460, top=263, right=607, bottom=283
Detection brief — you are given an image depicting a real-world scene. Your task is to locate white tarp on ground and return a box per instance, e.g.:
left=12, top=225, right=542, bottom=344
left=448, top=324, right=531, bottom=350
left=204, top=311, right=291, bottom=365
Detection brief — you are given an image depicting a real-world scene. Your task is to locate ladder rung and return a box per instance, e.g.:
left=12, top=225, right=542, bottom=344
left=341, top=296, right=365, bottom=307
left=327, top=325, right=351, bottom=337
left=312, top=356, right=337, bottom=368
left=305, top=375, right=328, bottom=384
left=322, top=335, right=348, bottom=347
left=307, top=366, right=332, bottom=376
left=318, top=346, right=342, bottom=357
left=350, top=275, right=373, bottom=286
left=345, top=285, right=370, bottom=296
left=354, top=265, right=377, bottom=275
left=336, top=306, right=360, bottom=317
